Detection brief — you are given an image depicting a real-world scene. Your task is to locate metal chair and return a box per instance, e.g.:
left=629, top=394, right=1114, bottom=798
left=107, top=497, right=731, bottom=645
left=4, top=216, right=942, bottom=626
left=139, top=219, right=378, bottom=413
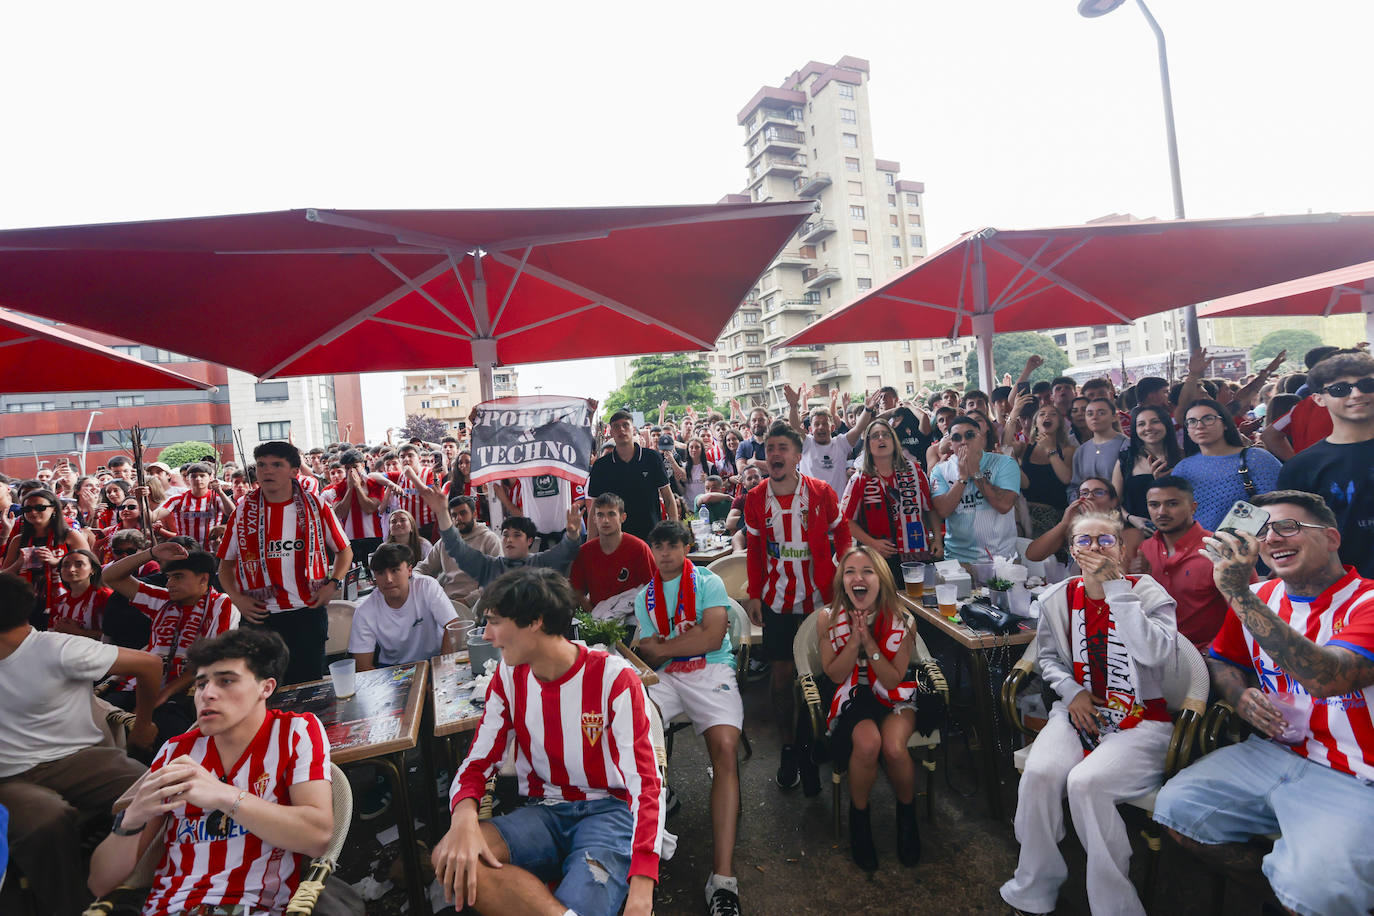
left=794, top=610, right=948, bottom=837
left=82, top=763, right=353, bottom=916
left=1001, top=635, right=1210, bottom=909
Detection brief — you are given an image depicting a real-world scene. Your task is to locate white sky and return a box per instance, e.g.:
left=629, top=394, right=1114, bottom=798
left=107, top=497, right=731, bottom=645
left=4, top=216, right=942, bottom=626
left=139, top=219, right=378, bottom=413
left=3, top=1, right=1371, bottom=440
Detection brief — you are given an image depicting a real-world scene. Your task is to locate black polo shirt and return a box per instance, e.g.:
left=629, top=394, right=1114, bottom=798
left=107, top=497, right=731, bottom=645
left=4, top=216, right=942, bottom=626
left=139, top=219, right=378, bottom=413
left=587, top=443, right=672, bottom=541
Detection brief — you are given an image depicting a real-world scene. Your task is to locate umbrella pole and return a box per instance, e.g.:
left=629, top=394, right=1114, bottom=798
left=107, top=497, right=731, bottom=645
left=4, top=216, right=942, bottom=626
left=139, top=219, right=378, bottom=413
left=972, top=314, right=996, bottom=393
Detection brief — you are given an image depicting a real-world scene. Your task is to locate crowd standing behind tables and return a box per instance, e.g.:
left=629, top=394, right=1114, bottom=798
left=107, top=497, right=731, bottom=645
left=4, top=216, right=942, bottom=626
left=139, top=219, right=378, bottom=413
left=2, top=341, right=1374, bottom=915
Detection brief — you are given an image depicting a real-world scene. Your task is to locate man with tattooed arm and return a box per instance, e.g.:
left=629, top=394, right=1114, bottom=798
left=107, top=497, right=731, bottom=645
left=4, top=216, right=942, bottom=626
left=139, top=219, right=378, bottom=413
left=1153, top=489, right=1374, bottom=916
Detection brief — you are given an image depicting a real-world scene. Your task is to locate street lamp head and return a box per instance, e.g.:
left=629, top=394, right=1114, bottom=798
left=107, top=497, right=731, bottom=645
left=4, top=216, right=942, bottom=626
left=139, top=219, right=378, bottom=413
left=1078, top=0, right=1128, bottom=16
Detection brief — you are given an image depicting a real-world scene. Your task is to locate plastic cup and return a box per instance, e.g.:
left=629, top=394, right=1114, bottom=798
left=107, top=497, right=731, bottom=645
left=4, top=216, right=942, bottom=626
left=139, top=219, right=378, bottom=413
left=329, top=659, right=356, bottom=699
left=443, top=619, right=475, bottom=653
left=936, top=583, right=958, bottom=618
left=901, top=562, right=926, bottom=599
left=972, top=562, right=996, bottom=587
left=1268, top=692, right=1312, bottom=745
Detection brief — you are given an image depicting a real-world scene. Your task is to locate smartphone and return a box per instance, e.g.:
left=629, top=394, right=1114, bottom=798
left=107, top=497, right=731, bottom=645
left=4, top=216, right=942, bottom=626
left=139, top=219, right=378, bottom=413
left=1015, top=382, right=1031, bottom=395
left=1206, top=500, right=1270, bottom=559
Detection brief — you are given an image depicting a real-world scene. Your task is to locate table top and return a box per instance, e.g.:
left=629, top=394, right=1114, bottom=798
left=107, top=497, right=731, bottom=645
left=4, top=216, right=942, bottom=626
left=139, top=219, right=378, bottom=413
left=687, top=544, right=734, bottom=564
left=431, top=651, right=485, bottom=737
left=901, top=595, right=1036, bottom=652
left=272, top=661, right=429, bottom=765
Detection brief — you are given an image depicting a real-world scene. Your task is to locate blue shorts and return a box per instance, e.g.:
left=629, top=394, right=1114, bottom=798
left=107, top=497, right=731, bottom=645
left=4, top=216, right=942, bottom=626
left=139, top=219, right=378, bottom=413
left=1154, top=735, right=1374, bottom=916
left=491, top=797, right=633, bottom=915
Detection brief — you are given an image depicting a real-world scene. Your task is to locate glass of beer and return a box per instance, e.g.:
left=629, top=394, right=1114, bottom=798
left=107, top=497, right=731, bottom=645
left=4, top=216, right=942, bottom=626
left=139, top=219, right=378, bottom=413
left=936, top=583, right=959, bottom=619
left=901, top=562, right=925, bottom=599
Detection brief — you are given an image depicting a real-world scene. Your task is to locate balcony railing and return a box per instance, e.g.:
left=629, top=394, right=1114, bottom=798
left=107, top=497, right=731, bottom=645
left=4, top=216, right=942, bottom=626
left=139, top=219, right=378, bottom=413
left=812, top=360, right=851, bottom=381
left=803, top=266, right=842, bottom=288
left=800, top=219, right=836, bottom=242
left=795, top=172, right=832, bottom=198
left=759, top=155, right=805, bottom=177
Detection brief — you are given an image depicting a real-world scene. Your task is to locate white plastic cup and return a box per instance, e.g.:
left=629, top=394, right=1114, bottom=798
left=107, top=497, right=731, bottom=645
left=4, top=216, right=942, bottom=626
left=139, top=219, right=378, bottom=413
left=901, top=562, right=926, bottom=599
left=329, top=659, right=357, bottom=699
left=936, top=583, right=959, bottom=617
left=1268, top=692, right=1312, bottom=745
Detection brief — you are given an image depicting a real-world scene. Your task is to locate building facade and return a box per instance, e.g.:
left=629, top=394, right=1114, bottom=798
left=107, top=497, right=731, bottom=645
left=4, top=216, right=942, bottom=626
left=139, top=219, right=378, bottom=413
left=400, top=368, right=518, bottom=438
left=708, top=56, right=973, bottom=410
left=0, top=322, right=362, bottom=477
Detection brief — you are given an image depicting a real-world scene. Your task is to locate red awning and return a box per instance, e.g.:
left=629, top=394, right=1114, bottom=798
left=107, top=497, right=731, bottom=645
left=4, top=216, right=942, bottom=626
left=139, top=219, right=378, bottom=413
left=782, top=212, right=1374, bottom=347
left=0, top=309, right=214, bottom=393
left=0, top=203, right=813, bottom=379
left=1200, top=259, right=1374, bottom=321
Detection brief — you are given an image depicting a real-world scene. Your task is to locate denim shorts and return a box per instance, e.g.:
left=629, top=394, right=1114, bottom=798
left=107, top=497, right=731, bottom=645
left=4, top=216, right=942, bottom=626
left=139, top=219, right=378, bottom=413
left=491, top=796, right=633, bottom=915
left=1154, top=735, right=1374, bottom=916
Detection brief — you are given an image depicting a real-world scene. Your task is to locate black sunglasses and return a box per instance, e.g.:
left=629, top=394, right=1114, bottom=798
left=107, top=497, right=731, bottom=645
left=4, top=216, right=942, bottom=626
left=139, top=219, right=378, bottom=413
left=948, top=431, right=979, bottom=442
left=1321, top=378, right=1374, bottom=399
left=22, top=504, right=54, bottom=514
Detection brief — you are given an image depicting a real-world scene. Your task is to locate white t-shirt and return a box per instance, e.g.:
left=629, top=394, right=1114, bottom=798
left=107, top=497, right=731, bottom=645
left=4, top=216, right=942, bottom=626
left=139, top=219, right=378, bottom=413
left=0, top=629, right=117, bottom=776
left=348, top=573, right=457, bottom=666
left=800, top=434, right=854, bottom=496
left=522, top=474, right=571, bottom=535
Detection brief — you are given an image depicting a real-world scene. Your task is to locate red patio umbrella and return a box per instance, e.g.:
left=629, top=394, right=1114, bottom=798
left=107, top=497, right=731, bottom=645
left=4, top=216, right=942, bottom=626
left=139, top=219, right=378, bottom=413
left=0, top=203, right=813, bottom=398
left=0, top=309, right=214, bottom=392
left=781, top=212, right=1374, bottom=389
left=1200, top=259, right=1374, bottom=341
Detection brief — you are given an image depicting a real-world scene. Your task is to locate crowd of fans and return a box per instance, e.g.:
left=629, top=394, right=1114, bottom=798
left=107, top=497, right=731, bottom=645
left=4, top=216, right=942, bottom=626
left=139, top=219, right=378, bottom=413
left=0, top=341, right=1372, bottom=916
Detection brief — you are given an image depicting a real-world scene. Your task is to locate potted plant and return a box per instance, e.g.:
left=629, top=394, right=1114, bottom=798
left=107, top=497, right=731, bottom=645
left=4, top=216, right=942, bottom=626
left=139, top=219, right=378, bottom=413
left=986, top=576, right=1013, bottom=613
left=573, top=613, right=628, bottom=652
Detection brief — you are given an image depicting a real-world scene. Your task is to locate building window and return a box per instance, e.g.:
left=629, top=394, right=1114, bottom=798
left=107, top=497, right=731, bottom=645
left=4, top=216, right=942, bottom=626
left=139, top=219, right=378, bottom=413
left=905, top=382, right=915, bottom=395
left=908, top=234, right=924, bottom=248
left=842, top=133, right=858, bottom=148
left=857, top=278, right=873, bottom=290
left=1074, top=330, right=1089, bottom=343
left=743, top=312, right=758, bottom=323
left=886, top=173, right=895, bottom=186
left=864, top=350, right=880, bottom=366
left=852, top=229, right=868, bottom=244
left=903, top=361, right=913, bottom=373
left=844, top=157, right=860, bottom=172
left=840, top=107, right=857, bottom=123
left=1077, top=349, right=1090, bottom=361
left=923, top=359, right=936, bottom=372
left=1118, top=341, right=1132, bottom=354
left=749, top=377, right=763, bottom=388
left=839, top=84, right=854, bottom=99
left=893, top=257, right=903, bottom=269
left=849, top=205, right=865, bottom=219
left=771, top=367, right=781, bottom=380
left=908, top=213, right=922, bottom=226
left=258, top=421, right=291, bottom=439
left=71, top=399, right=100, bottom=409
left=855, top=253, right=870, bottom=268
left=1053, top=334, right=1068, bottom=347
left=890, top=235, right=901, bottom=248
left=1092, top=325, right=1108, bottom=339
left=887, top=194, right=897, bottom=206
left=889, top=214, right=899, bottom=227
left=747, top=355, right=761, bottom=366
left=116, top=395, right=145, bottom=407
left=254, top=381, right=290, bottom=402
left=901, top=341, right=911, bottom=351
left=906, top=192, right=921, bottom=206
left=450, top=398, right=462, bottom=407
left=1094, top=342, right=1110, bottom=357
left=847, top=180, right=862, bottom=196
left=745, top=333, right=759, bottom=345
left=111, top=345, right=140, bottom=357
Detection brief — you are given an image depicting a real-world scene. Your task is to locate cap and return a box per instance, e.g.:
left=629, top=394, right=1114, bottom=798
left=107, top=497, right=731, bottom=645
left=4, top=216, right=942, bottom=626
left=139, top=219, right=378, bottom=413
left=147, top=462, right=171, bottom=472
left=657, top=433, right=674, bottom=450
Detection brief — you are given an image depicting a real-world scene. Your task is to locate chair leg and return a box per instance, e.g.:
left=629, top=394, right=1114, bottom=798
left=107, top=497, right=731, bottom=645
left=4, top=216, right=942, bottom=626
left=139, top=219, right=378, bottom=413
left=832, top=772, right=843, bottom=840
left=924, top=748, right=937, bottom=824
left=739, top=729, right=752, bottom=761
left=1140, top=826, right=1162, bottom=912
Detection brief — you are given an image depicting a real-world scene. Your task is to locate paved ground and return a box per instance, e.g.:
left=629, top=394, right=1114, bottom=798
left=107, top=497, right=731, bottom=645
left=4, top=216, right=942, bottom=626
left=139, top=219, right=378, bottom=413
left=335, top=658, right=1276, bottom=916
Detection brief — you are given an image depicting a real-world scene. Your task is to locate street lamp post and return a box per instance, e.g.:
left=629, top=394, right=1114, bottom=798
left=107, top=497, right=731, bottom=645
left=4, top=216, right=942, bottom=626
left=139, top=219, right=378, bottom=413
left=1078, top=0, right=1200, bottom=353
left=79, top=409, right=103, bottom=474
left=21, top=437, right=38, bottom=473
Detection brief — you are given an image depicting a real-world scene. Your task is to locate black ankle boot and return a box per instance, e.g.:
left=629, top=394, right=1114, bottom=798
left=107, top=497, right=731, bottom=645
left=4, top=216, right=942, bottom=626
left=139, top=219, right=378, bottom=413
left=896, top=799, right=921, bottom=866
left=849, top=802, right=878, bottom=871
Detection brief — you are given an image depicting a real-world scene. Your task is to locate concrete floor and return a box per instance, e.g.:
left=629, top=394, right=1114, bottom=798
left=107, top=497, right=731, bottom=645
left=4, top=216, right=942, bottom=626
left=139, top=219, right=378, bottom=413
left=335, top=666, right=1275, bottom=916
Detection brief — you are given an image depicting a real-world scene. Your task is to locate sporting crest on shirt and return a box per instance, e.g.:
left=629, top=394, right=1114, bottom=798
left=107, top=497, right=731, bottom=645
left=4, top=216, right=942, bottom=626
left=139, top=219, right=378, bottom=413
left=581, top=712, right=604, bottom=747
left=253, top=772, right=270, bottom=797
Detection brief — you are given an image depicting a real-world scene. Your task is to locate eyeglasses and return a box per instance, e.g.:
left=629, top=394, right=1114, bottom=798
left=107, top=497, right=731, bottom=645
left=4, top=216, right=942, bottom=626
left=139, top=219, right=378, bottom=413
left=119, top=504, right=139, bottom=511
left=1071, top=533, right=1119, bottom=548
left=1184, top=415, right=1224, bottom=428
left=1257, top=519, right=1328, bottom=539
left=1320, top=378, right=1374, bottom=399
left=22, top=504, right=53, bottom=514
left=1077, top=488, right=1109, bottom=499
left=948, top=431, right=979, bottom=443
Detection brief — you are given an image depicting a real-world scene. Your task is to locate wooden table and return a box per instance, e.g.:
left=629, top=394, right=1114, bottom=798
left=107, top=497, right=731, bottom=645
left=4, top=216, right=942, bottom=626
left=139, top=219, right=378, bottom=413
left=273, top=661, right=431, bottom=914
left=902, top=595, right=1035, bottom=820
left=687, top=544, right=733, bottom=565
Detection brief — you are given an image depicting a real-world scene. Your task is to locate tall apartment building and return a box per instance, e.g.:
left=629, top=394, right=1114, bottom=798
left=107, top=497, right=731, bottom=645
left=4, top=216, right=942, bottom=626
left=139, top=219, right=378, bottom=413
left=707, top=56, right=973, bottom=410
left=0, top=320, right=362, bottom=476
left=401, top=367, right=518, bottom=438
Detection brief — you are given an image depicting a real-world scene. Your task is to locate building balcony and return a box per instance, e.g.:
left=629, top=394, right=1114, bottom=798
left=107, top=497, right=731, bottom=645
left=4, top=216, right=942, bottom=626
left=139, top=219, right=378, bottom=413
left=752, top=108, right=800, bottom=133
left=760, top=128, right=805, bottom=153
left=795, top=172, right=832, bottom=198
left=773, top=298, right=818, bottom=314
left=812, top=360, right=851, bottom=381
left=766, top=347, right=818, bottom=367
left=760, top=155, right=805, bottom=178
left=772, top=249, right=813, bottom=267
left=803, top=266, right=842, bottom=289
left=725, top=362, right=764, bottom=379
left=800, top=219, right=836, bottom=242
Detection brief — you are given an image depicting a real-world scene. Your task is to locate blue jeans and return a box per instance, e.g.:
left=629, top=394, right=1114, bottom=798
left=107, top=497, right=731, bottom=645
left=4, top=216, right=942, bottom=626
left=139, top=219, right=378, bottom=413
left=491, top=797, right=633, bottom=915
left=1154, top=735, right=1374, bottom=916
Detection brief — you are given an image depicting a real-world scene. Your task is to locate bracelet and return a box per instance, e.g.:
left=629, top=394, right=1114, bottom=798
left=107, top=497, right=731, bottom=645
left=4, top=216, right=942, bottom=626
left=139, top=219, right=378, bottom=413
left=227, top=789, right=248, bottom=820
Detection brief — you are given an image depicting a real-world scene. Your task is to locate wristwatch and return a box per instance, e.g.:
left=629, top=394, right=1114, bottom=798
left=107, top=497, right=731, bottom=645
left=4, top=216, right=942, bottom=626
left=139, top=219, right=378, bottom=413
left=870, top=651, right=881, bottom=662
left=325, top=576, right=343, bottom=590
left=111, top=809, right=146, bottom=836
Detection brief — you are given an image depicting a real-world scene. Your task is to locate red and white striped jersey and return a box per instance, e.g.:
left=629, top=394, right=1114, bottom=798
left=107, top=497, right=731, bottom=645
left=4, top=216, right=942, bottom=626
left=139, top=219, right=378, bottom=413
left=143, top=709, right=331, bottom=916
left=1211, top=566, right=1374, bottom=780
left=323, top=479, right=388, bottom=539
left=296, top=472, right=319, bottom=495
left=385, top=467, right=435, bottom=526
left=51, top=585, right=113, bottom=630
left=161, top=491, right=226, bottom=547
left=218, top=495, right=348, bottom=612
left=744, top=475, right=849, bottom=614
left=451, top=644, right=663, bottom=882
left=120, top=582, right=239, bottom=689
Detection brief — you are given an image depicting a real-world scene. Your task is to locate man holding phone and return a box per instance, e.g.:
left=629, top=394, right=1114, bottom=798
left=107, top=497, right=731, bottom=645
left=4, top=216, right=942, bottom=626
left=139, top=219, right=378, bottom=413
left=1154, top=489, right=1374, bottom=916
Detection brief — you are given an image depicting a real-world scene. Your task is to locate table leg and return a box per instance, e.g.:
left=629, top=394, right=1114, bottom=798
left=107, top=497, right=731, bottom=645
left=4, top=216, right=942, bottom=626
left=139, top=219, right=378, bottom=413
left=967, top=648, right=1005, bottom=821
left=377, top=752, right=427, bottom=914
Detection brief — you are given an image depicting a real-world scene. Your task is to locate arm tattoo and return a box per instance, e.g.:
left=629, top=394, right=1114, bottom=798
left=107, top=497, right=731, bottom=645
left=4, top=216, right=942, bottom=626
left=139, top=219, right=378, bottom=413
left=1224, top=586, right=1374, bottom=698
left=1206, top=658, right=1255, bottom=706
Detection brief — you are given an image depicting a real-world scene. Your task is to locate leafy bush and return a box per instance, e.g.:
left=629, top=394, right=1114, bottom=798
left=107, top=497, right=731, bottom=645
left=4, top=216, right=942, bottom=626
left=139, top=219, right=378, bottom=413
left=156, top=441, right=219, bottom=469
left=574, top=612, right=626, bottom=648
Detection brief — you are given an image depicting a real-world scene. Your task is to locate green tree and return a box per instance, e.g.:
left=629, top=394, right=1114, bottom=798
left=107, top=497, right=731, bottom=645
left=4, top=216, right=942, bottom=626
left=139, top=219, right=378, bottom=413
left=156, top=440, right=218, bottom=469
left=1252, top=328, right=1324, bottom=374
left=400, top=412, right=449, bottom=444
left=963, top=332, right=1071, bottom=389
left=603, top=354, right=714, bottom=419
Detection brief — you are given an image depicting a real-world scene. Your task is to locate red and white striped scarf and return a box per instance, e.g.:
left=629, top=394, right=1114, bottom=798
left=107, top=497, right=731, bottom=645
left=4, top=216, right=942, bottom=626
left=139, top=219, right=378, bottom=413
left=825, top=605, right=916, bottom=729
left=1067, top=576, right=1167, bottom=745
left=645, top=558, right=703, bottom=673
left=232, top=480, right=328, bottom=598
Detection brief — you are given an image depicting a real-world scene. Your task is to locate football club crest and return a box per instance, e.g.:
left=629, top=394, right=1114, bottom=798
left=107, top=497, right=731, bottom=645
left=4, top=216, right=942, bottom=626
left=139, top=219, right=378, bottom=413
left=581, top=712, right=604, bottom=747
left=253, top=772, right=270, bottom=797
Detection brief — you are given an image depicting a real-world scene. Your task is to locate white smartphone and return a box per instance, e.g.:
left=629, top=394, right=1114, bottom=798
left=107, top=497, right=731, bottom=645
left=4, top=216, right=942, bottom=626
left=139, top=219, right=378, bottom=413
left=1206, top=500, right=1270, bottom=559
